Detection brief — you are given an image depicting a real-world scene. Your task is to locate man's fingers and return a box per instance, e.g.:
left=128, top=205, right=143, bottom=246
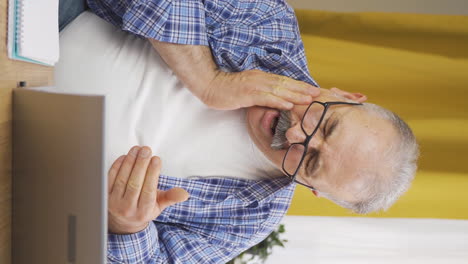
left=252, top=93, right=294, bottom=110
left=124, top=146, right=152, bottom=202
left=112, top=146, right=141, bottom=197
left=270, top=75, right=319, bottom=97
left=268, top=86, right=312, bottom=105
left=286, top=80, right=320, bottom=97
left=138, top=156, right=161, bottom=208
left=157, top=188, right=190, bottom=212
left=108, top=155, right=126, bottom=194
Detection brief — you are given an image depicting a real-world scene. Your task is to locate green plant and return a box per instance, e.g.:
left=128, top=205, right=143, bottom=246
left=227, top=224, right=287, bottom=264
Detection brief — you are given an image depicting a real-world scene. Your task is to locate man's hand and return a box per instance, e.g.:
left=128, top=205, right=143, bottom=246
left=108, top=146, right=189, bottom=234
left=149, top=39, right=320, bottom=111
left=201, top=69, right=318, bottom=110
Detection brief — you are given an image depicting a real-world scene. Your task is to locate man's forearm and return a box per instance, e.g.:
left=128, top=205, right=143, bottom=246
left=149, top=39, right=220, bottom=102
left=149, top=39, right=318, bottom=111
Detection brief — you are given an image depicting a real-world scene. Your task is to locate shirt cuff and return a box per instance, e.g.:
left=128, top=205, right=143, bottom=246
left=107, top=222, right=159, bottom=263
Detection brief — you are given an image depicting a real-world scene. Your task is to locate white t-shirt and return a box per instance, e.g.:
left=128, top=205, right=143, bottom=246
left=55, top=11, right=280, bottom=180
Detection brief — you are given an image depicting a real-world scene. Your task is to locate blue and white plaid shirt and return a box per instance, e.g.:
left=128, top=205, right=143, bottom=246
left=107, top=175, right=295, bottom=263
left=87, top=0, right=318, bottom=262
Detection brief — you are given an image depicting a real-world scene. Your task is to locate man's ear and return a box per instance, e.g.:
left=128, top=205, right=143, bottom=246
left=330, top=87, right=367, bottom=103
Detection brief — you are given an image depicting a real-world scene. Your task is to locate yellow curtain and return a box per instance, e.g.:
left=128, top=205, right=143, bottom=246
left=288, top=10, right=468, bottom=219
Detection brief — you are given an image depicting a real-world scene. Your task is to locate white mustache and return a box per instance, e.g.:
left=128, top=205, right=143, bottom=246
left=271, top=110, right=291, bottom=150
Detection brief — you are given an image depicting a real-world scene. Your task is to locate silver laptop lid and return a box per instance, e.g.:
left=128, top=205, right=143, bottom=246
left=13, top=88, right=106, bottom=264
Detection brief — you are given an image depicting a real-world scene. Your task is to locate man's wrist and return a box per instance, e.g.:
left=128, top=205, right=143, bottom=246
left=188, top=67, right=220, bottom=101
left=196, top=69, right=227, bottom=105
left=108, top=217, right=149, bottom=235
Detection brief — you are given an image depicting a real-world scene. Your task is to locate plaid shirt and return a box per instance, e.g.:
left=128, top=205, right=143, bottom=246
left=87, top=0, right=319, bottom=86
left=107, top=175, right=295, bottom=263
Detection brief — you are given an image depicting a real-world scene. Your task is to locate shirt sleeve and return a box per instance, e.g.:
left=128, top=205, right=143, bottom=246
left=88, top=0, right=209, bottom=45
left=106, top=220, right=243, bottom=264
left=204, top=0, right=318, bottom=86
left=107, top=222, right=159, bottom=263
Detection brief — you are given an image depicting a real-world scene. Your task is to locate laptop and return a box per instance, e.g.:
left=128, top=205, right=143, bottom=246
left=13, top=87, right=106, bottom=264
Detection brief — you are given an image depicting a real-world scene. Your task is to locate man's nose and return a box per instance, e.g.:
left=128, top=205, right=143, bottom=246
left=285, top=124, right=307, bottom=144
left=285, top=125, right=323, bottom=146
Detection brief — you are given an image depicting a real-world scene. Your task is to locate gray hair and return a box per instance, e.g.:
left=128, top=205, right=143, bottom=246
left=325, top=102, right=420, bottom=214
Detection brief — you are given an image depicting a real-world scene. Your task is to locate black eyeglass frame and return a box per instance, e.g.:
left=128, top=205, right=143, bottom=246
left=282, top=101, right=363, bottom=190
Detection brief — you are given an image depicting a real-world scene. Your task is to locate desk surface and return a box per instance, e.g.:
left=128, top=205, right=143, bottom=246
left=0, top=0, right=54, bottom=263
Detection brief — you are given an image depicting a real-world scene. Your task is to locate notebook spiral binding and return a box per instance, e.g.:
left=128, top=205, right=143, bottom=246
left=15, top=0, right=25, bottom=54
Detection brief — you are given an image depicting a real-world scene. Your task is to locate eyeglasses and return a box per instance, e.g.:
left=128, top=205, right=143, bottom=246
left=282, top=101, right=363, bottom=190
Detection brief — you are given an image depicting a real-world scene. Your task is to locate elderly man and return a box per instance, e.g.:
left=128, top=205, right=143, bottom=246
left=75, top=0, right=419, bottom=263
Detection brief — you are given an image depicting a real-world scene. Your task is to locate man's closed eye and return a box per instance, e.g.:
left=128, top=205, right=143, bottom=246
left=323, top=113, right=339, bottom=140
left=305, top=148, right=320, bottom=178
left=304, top=115, right=339, bottom=177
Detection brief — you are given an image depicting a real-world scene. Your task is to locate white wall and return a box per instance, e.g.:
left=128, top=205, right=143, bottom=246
left=261, top=216, right=468, bottom=264
left=287, top=0, right=468, bottom=15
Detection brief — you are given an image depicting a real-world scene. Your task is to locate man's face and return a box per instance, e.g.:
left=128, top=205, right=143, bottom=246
left=245, top=88, right=396, bottom=203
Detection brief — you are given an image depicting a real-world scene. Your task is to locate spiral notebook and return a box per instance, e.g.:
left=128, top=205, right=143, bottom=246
left=7, top=0, right=59, bottom=66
